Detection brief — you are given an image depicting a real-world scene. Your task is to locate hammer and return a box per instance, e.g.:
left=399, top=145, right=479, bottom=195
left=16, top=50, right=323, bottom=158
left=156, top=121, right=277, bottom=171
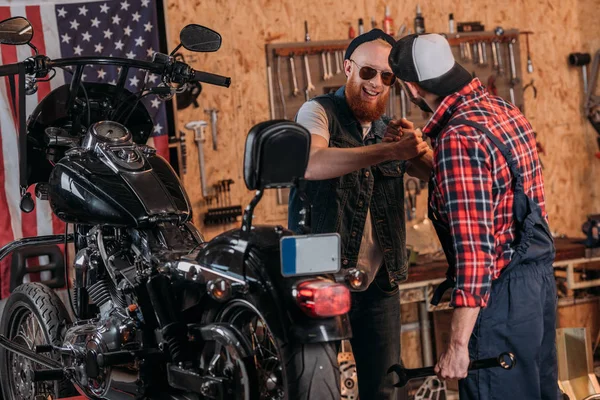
left=569, top=52, right=592, bottom=95
left=387, top=352, right=516, bottom=388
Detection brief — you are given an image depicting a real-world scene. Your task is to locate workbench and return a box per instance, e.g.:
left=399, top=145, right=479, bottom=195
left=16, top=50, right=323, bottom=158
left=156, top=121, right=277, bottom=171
left=399, top=237, right=600, bottom=366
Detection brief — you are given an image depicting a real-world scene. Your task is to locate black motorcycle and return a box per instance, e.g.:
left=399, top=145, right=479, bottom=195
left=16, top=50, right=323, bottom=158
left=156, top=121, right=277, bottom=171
left=0, top=16, right=353, bottom=400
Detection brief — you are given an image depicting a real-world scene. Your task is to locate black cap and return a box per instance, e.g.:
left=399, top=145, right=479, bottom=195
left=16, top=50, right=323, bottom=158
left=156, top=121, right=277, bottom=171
left=389, top=33, right=472, bottom=96
left=344, top=28, right=396, bottom=60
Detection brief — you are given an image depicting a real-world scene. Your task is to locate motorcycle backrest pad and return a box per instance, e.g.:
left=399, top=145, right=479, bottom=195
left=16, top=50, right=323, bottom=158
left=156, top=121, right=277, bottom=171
left=243, top=120, right=311, bottom=191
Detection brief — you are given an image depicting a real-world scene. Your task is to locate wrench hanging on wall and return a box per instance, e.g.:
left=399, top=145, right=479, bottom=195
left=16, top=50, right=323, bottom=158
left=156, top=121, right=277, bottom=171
left=481, top=42, right=488, bottom=66
left=204, top=108, right=219, bottom=151
left=507, top=38, right=519, bottom=84
left=289, top=55, right=300, bottom=96
left=321, top=52, right=329, bottom=81
left=185, top=121, right=209, bottom=198
left=303, top=54, right=315, bottom=100
left=276, top=55, right=288, bottom=119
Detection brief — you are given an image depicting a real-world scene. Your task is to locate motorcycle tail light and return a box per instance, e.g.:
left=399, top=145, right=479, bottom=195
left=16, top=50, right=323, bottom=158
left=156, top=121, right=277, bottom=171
left=295, top=280, right=351, bottom=318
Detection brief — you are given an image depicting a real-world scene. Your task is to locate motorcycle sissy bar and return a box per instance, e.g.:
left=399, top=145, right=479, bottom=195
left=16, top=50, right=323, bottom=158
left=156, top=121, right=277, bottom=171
left=387, top=351, right=516, bottom=388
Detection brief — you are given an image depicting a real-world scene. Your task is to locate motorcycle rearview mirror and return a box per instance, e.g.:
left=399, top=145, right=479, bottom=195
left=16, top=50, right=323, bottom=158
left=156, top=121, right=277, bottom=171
left=0, top=17, right=34, bottom=45
left=177, top=24, right=222, bottom=53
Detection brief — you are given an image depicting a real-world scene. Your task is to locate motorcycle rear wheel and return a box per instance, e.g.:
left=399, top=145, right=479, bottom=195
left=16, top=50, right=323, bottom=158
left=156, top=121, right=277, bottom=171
left=216, top=299, right=341, bottom=400
left=0, top=283, right=77, bottom=400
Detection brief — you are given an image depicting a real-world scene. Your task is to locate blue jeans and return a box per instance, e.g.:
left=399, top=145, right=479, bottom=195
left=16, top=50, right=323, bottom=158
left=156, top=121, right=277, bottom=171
left=348, top=266, right=408, bottom=400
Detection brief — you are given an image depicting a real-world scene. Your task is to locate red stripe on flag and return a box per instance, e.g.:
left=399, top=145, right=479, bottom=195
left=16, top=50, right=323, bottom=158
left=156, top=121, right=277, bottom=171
left=153, top=134, right=170, bottom=162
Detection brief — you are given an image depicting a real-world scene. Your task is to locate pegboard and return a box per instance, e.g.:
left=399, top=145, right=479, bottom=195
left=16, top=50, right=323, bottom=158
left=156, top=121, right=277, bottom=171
left=265, top=29, right=528, bottom=130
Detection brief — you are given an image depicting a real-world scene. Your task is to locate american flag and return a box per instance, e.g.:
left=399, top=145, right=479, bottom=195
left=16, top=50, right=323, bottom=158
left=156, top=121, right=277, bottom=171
left=0, top=0, right=169, bottom=298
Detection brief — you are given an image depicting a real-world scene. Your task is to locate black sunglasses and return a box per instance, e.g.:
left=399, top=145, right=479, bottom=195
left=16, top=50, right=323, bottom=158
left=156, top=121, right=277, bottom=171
left=350, top=59, right=396, bottom=86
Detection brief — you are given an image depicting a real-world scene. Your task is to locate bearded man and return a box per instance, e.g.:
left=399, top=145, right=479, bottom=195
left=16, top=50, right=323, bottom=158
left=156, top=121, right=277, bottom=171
left=288, top=29, right=430, bottom=400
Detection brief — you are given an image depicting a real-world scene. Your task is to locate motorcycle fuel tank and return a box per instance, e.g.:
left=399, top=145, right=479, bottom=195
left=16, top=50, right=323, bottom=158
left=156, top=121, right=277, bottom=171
left=49, top=139, right=192, bottom=227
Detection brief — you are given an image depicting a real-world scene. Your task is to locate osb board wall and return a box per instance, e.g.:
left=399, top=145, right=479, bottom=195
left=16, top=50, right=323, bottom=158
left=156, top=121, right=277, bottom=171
left=165, top=0, right=600, bottom=240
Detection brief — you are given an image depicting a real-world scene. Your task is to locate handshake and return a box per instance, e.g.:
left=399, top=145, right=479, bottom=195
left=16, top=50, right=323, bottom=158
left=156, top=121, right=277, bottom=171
left=382, top=118, right=430, bottom=161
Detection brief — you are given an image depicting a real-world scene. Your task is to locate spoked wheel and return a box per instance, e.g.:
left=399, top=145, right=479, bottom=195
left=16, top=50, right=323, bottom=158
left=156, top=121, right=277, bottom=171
left=217, top=299, right=341, bottom=400
left=0, top=283, right=76, bottom=399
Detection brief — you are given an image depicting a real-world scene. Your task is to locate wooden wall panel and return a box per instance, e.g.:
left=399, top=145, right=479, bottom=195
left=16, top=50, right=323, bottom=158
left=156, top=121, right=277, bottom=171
left=165, top=0, right=600, bottom=240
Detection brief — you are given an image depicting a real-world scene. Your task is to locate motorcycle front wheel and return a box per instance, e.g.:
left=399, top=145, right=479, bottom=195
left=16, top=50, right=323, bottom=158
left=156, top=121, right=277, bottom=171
left=0, top=283, right=77, bottom=400
left=216, top=299, right=341, bottom=400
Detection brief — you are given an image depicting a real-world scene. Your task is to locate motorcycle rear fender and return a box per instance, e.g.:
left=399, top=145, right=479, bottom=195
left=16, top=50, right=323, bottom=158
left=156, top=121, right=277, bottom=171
left=194, top=226, right=352, bottom=345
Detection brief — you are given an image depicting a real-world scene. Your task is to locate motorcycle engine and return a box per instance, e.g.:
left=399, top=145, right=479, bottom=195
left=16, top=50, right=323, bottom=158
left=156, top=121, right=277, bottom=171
left=62, top=311, right=140, bottom=398
left=62, top=226, right=145, bottom=398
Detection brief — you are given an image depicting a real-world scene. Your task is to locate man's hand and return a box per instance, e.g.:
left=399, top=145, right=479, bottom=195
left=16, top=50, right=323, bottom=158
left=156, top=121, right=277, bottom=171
left=384, top=118, right=416, bottom=141
left=382, top=118, right=428, bottom=161
left=434, top=343, right=471, bottom=380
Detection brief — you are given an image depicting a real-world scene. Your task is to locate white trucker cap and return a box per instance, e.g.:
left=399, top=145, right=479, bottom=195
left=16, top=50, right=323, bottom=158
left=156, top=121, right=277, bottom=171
left=389, top=33, right=472, bottom=96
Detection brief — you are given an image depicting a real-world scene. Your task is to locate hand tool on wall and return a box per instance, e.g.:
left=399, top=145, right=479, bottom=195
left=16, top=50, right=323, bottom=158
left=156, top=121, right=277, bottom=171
left=387, top=352, right=516, bottom=388
left=464, top=41, right=472, bottom=62
left=491, top=40, right=499, bottom=71
left=213, top=183, right=222, bottom=207
left=204, top=108, right=219, bottom=151
left=523, top=32, right=534, bottom=73
left=509, top=82, right=516, bottom=105
left=267, top=65, right=276, bottom=119
left=219, top=180, right=228, bottom=206
left=321, top=52, right=329, bottom=81
left=405, top=177, right=419, bottom=221
left=494, top=27, right=505, bottom=75
left=335, top=51, right=342, bottom=75
left=388, top=84, right=396, bottom=118
left=508, top=38, right=519, bottom=84
left=179, top=131, right=187, bottom=174
left=276, top=55, right=288, bottom=119
left=203, top=180, right=242, bottom=225
left=326, top=52, right=333, bottom=79
left=303, top=54, right=315, bottom=100
left=289, top=55, right=300, bottom=97
left=568, top=52, right=591, bottom=96
left=459, top=42, right=466, bottom=61
left=400, top=86, right=408, bottom=119
left=223, top=179, right=234, bottom=206
left=495, top=41, right=505, bottom=75
left=523, top=79, right=537, bottom=99
left=304, top=20, right=310, bottom=42
left=303, top=20, right=314, bottom=100
left=481, top=41, right=488, bottom=66
left=477, top=42, right=485, bottom=65
left=471, top=42, right=479, bottom=65
left=185, top=121, right=209, bottom=198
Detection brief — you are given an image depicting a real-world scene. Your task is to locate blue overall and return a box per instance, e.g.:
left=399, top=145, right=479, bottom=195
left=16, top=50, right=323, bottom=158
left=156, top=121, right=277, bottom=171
left=429, top=119, right=560, bottom=399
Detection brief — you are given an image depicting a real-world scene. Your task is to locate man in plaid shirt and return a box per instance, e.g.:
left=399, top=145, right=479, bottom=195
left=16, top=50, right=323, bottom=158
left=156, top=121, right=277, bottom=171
left=386, top=34, right=559, bottom=399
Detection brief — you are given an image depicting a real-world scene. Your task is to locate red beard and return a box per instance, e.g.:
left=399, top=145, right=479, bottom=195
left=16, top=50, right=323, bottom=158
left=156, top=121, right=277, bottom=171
left=345, top=79, right=390, bottom=123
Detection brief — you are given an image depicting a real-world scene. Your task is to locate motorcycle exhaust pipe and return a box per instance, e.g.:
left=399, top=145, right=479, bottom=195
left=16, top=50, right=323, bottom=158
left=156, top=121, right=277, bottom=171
left=387, top=352, right=516, bottom=387
left=0, top=334, right=62, bottom=370
left=0, top=234, right=74, bottom=262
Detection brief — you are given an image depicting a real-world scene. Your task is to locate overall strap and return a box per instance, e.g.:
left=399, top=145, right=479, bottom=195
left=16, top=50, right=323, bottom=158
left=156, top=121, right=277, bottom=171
left=447, top=118, right=523, bottom=192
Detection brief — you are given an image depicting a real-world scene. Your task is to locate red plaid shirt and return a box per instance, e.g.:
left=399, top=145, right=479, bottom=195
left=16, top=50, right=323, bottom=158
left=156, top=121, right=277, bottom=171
left=423, top=78, right=548, bottom=308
